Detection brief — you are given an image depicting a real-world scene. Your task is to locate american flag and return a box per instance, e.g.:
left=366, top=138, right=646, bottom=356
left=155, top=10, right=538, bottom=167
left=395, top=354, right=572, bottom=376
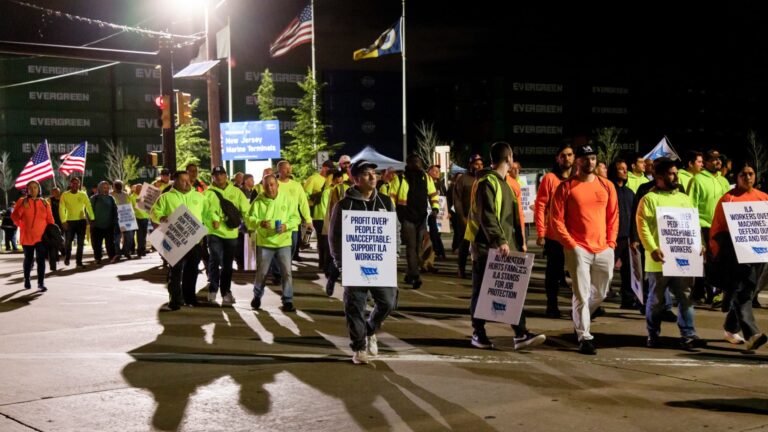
left=15, top=140, right=54, bottom=189
left=270, top=4, right=313, bottom=58
left=59, top=142, right=88, bottom=176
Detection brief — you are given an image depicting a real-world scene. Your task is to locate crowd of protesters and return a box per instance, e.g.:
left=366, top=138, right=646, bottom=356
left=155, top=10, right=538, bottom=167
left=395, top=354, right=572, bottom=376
left=7, top=142, right=767, bottom=364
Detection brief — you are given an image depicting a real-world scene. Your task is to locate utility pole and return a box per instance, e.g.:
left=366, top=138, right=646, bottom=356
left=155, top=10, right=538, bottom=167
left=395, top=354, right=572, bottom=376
left=205, top=3, right=223, bottom=168
left=158, top=38, right=176, bottom=172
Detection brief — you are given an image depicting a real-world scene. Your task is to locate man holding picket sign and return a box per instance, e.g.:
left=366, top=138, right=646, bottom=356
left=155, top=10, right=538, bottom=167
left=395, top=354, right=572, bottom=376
left=151, top=171, right=207, bottom=311
left=636, top=158, right=706, bottom=350
left=329, top=160, right=397, bottom=365
left=466, top=142, right=546, bottom=351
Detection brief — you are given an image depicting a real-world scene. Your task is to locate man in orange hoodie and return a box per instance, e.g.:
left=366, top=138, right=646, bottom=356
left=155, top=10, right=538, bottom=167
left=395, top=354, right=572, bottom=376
left=551, top=144, right=619, bottom=355
left=534, top=143, right=574, bottom=317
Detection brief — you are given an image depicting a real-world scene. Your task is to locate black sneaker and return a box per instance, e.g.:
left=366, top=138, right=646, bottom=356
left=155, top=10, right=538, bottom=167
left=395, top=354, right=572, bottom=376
left=325, top=278, right=335, bottom=296
left=23, top=279, right=31, bottom=289
left=578, top=339, right=597, bottom=355
left=412, top=278, right=422, bottom=290
left=545, top=308, right=562, bottom=319
left=250, top=297, right=261, bottom=310
left=592, top=307, right=606, bottom=320
left=514, top=333, right=546, bottom=350
left=64, top=258, right=70, bottom=266
left=745, top=333, right=767, bottom=351
left=37, top=286, right=47, bottom=292
left=680, top=336, right=707, bottom=350
left=646, top=337, right=660, bottom=348
left=281, top=302, right=295, bottom=312
left=471, top=332, right=494, bottom=349
left=661, top=310, right=677, bottom=323
left=160, top=304, right=181, bottom=312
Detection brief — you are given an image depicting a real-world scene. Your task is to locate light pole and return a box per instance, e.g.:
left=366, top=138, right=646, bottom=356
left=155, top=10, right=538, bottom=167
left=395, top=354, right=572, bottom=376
left=204, top=1, right=223, bottom=168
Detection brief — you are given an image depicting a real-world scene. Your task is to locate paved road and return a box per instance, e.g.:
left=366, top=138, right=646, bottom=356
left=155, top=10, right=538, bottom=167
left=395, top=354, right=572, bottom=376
left=0, top=241, right=766, bottom=431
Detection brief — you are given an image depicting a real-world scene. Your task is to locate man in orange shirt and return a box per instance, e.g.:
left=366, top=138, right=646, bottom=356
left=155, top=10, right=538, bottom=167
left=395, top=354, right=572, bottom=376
left=534, top=143, right=574, bottom=317
left=551, top=144, right=619, bottom=355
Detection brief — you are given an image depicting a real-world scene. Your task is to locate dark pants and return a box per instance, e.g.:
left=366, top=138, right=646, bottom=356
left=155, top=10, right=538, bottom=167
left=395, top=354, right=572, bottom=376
left=544, top=238, right=566, bottom=312
left=115, top=228, right=135, bottom=257
left=23, top=242, right=46, bottom=287
left=724, top=264, right=762, bottom=340
left=427, top=214, right=446, bottom=258
left=470, top=249, right=527, bottom=338
left=313, top=220, right=327, bottom=271
left=3, top=228, right=17, bottom=250
left=693, top=228, right=716, bottom=302
left=615, top=237, right=634, bottom=306
left=64, top=220, right=87, bottom=264
left=401, top=219, right=427, bottom=281
left=344, top=285, right=397, bottom=351
left=456, top=220, right=469, bottom=275
left=236, top=230, right=245, bottom=270
left=91, top=226, right=116, bottom=261
left=208, top=235, right=237, bottom=296
left=168, top=244, right=202, bottom=307
left=450, top=212, right=462, bottom=252
left=136, top=218, right=148, bottom=255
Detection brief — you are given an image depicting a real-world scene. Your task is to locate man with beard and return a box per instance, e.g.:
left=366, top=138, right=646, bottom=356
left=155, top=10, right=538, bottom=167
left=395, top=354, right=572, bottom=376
left=551, top=144, right=618, bottom=355
left=534, top=143, right=575, bottom=318
left=453, top=154, right=484, bottom=278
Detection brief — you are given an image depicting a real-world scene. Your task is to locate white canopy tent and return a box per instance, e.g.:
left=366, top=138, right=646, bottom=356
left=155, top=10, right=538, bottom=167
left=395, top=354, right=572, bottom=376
left=350, top=146, right=406, bottom=171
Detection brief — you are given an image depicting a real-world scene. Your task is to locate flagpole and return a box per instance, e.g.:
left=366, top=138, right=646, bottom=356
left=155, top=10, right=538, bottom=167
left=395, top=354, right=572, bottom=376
left=401, top=0, right=407, bottom=159
left=311, top=0, right=317, bottom=153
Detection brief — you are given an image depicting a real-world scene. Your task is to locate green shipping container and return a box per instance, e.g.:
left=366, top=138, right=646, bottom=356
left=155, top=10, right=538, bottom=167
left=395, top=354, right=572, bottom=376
left=0, top=57, right=110, bottom=85
left=0, top=85, right=111, bottom=111
left=114, top=111, right=164, bottom=137
left=0, top=110, right=112, bottom=136
left=115, top=86, right=209, bottom=111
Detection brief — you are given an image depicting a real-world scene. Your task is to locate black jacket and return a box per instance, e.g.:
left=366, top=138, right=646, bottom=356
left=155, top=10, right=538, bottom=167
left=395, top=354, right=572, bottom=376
left=42, top=223, right=65, bottom=252
left=329, top=186, right=394, bottom=270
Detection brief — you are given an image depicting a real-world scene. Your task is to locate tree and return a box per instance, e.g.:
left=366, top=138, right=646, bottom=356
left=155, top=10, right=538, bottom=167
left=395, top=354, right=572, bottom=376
left=414, top=120, right=445, bottom=166
left=593, top=127, right=622, bottom=165
left=747, top=130, right=767, bottom=182
left=283, top=69, right=340, bottom=181
left=255, top=69, right=284, bottom=120
left=104, top=140, right=139, bottom=184
left=0, top=152, right=13, bottom=207
left=176, top=98, right=211, bottom=182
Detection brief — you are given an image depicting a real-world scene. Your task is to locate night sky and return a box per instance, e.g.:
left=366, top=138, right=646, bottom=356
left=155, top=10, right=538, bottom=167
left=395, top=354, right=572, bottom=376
left=1, top=0, right=767, bottom=163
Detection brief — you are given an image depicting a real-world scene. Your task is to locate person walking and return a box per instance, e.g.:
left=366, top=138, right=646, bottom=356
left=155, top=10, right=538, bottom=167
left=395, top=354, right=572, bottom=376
left=59, top=177, right=94, bottom=267
left=12, top=180, right=54, bottom=290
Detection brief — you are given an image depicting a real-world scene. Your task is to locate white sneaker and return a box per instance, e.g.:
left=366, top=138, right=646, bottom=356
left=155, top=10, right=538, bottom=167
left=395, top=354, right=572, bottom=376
left=514, top=333, right=546, bottom=350
left=367, top=334, right=379, bottom=357
left=207, top=291, right=217, bottom=303
left=352, top=350, right=369, bottom=365
left=724, top=330, right=745, bottom=345
left=222, top=293, right=236, bottom=305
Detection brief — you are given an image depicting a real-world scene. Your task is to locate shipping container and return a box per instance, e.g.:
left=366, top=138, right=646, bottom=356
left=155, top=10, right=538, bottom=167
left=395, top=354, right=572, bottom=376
left=0, top=56, right=110, bottom=85
left=0, top=110, right=112, bottom=136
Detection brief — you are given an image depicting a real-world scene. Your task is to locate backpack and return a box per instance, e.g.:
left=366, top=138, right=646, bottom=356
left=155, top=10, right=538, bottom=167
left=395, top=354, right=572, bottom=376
left=210, top=189, right=242, bottom=229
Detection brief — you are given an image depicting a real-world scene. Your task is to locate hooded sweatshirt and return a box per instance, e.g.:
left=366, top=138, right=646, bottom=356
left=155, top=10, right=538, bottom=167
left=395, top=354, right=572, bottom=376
left=329, top=186, right=394, bottom=270
left=246, top=190, right=298, bottom=248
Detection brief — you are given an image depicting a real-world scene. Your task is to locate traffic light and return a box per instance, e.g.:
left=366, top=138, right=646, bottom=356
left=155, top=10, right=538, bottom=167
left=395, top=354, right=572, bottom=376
left=155, top=95, right=172, bottom=129
left=176, top=91, right=192, bottom=125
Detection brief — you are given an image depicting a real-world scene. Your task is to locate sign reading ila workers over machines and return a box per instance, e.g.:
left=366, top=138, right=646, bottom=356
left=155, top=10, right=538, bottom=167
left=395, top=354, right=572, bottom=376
left=341, top=210, right=397, bottom=287
left=220, top=120, right=281, bottom=160
left=656, top=207, right=703, bottom=277
left=147, top=205, right=208, bottom=267
left=722, top=201, right=768, bottom=263
left=474, top=250, right=535, bottom=325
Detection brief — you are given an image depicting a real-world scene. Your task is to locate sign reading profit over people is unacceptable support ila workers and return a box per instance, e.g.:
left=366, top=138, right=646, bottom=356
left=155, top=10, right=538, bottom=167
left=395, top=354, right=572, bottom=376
left=474, top=250, right=535, bottom=325
left=722, top=201, right=768, bottom=263
left=148, top=205, right=208, bottom=267
left=341, top=210, right=397, bottom=287
left=656, top=207, right=703, bottom=277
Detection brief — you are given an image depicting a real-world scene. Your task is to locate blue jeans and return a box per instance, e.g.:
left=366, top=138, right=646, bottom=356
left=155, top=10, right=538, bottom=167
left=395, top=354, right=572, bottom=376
left=646, top=273, right=696, bottom=338
left=270, top=231, right=299, bottom=278
left=253, top=246, right=293, bottom=303
left=344, top=285, right=397, bottom=351
left=207, top=235, right=237, bottom=296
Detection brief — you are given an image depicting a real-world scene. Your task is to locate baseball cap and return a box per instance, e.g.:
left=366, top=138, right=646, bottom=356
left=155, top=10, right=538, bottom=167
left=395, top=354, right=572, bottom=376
left=469, top=154, right=483, bottom=164
left=322, top=159, right=335, bottom=169
left=350, top=160, right=378, bottom=176
left=338, top=155, right=351, bottom=165
left=575, top=144, right=597, bottom=158
left=160, top=168, right=170, bottom=176
left=212, top=166, right=227, bottom=175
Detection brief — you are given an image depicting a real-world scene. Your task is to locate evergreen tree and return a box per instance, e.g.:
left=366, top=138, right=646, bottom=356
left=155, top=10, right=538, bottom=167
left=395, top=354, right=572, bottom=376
left=255, top=69, right=284, bottom=120
left=176, top=99, right=211, bottom=183
left=283, top=69, right=340, bottom=181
